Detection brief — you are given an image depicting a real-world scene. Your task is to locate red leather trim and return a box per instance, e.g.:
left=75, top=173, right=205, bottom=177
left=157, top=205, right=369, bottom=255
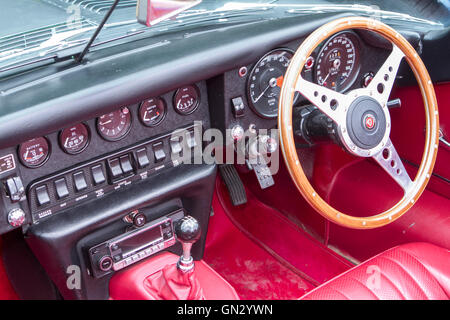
left=300, top=243, right=450, bottom=300
left=109, top=252, right=239, bottom=300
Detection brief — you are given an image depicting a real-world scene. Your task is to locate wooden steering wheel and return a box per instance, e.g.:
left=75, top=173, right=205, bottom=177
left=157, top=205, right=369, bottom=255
left=278, top=17, right=440, bottom=229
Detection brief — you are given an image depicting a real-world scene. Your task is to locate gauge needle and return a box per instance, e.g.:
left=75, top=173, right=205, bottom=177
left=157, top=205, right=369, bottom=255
left=320, top=70, right=331, bottom=86
left=99, top=120, right=112, bottom=126
left=254, top=76, right=284, bottom=103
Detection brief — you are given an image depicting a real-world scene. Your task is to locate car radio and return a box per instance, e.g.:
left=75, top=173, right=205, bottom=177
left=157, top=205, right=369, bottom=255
left=88, top=209, right=184, bottom=278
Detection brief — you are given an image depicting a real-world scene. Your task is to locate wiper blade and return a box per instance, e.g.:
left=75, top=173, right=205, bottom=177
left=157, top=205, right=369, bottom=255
left=76, top=0, right=121, bottom=62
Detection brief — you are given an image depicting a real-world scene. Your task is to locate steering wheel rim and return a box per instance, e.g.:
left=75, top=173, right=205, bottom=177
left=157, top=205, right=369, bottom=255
left=278, top=16, right=440, bottom=229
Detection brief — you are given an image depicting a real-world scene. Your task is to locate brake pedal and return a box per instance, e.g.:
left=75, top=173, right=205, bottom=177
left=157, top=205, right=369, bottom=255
left=219, top=164, right=247, bottom=206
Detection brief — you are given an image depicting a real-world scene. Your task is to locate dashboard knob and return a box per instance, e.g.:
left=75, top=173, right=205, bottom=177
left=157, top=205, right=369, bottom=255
left=230, top=125, right=244, bottom=141
left=132, top=212, right=146, bottom=228
left=98, top=255, right=113, bottom=272
left=7, top=208, right=25, bottom=227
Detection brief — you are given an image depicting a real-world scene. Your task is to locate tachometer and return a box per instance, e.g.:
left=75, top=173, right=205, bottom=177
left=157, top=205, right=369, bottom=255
left=97, top=107, right=132, bottom=141
left=247, top=49, right=299, bottom=119
left=18, top=137, right=50, bottom=168
left=315, top=32, right=360, bottom=92
left=59, top=123, right=90, bottom=154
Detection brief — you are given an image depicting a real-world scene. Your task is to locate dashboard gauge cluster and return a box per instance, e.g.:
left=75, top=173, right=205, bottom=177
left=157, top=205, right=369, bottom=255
left=314, top=31, right=361, bottom=92
left=245, top=32, right=361, bottom=120
left=16, top=84, right=201, bottom=168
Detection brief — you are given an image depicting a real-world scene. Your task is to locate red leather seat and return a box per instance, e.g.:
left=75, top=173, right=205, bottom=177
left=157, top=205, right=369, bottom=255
left=300, top=243, right=450, bottom=300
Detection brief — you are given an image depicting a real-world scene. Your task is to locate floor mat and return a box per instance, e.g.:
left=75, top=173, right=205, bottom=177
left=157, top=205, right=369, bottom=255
left=204, top=193, right=315, bottom=300
left=213, top=176, right=354, bottom=285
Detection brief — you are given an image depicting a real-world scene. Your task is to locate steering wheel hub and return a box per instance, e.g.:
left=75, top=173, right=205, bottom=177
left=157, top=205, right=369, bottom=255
left=345, top=96, right=387, bottom=150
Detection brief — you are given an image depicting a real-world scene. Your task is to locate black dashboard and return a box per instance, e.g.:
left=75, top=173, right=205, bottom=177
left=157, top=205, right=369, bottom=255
left=0, top=11, right=447, bottom=299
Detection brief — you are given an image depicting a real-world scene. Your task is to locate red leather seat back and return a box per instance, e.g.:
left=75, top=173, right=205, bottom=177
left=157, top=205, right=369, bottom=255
left=301, top=243, right=450, bottom=300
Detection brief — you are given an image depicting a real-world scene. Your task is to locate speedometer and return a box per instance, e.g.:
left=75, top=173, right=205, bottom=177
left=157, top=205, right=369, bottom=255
left=247, top=49, right=299, bottom=119
left=315, top=32, right=360, bottom=92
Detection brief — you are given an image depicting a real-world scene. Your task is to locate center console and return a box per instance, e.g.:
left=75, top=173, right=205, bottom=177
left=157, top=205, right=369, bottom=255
left=0, top=81, right=218, bottom=300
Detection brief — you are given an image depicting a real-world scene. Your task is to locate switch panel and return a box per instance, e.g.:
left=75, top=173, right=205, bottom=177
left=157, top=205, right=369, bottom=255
left=25, top=123, right=202, bottom=223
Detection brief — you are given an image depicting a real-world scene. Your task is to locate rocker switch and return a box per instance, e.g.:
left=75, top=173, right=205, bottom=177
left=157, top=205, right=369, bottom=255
left=73, top=171, right=88, bottom=192
left=54, top=178, right=69, bottom=199
left=36, top=185, right=50, bottom=206
left=108, top=158, right=123, bottom=179
left=119, top=155, right=133, bottom=174
left=91, top=165, right=106, bottom=185
left=153, top=142, right=166, bottom=162
left=136, top=148, right=149, bottom=168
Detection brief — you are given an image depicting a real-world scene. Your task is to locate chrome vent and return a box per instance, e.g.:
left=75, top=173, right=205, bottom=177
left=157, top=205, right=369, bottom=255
left=66, top=0, right=137, bottom=13
left=0, top=19, right=96, bottom=57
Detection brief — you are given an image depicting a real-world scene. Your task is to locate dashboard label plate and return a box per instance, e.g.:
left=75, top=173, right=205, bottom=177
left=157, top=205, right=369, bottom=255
left=0, top=154, right=15, bottom=175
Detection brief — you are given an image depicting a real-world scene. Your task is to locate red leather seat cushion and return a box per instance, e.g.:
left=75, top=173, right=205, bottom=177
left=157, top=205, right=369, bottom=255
left=301, top=243, right=450, bottom=300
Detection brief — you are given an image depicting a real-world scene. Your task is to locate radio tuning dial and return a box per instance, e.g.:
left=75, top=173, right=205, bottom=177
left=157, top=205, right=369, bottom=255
left=98, top=256, right=113, bottom=272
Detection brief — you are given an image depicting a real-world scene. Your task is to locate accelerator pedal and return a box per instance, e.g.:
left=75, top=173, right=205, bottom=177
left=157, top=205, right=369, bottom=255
left=219, top=164, right=247, bottom=206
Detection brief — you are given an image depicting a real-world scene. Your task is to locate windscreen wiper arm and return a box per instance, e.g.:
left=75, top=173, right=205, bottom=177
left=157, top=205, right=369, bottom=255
left=76, top=0, right=121, bottom=62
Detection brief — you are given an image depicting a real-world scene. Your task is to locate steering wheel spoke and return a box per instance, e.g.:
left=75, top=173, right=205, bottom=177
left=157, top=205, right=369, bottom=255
left=367, top=44, right=405, bottom=107
left=295, top=76, right=349, bottom=125
left=373, top=139, right=412, bottom=192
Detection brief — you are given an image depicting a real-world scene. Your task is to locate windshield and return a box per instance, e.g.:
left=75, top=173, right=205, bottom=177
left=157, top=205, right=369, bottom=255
left=0, top=0, right=449, bottom=71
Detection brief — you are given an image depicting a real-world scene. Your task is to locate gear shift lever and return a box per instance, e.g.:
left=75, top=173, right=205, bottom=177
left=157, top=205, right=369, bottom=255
left=174, top=216, right=201, bottom=273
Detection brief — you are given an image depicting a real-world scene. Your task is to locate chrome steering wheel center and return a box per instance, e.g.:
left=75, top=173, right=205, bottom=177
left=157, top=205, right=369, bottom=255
left=336, top=92, right=391, bottom=158
left=345, top=96, right=386, bottom=150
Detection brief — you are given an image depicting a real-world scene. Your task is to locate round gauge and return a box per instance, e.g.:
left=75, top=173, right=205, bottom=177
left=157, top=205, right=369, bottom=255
left=18, top=137, right=50, bottom=168
left=173, top=85, right=200, bottom=115
left=139, top=97, right=167, bottom=127
left=59, top=123, right=90, bottom=154
left=247, top=49, right=300, bottom=119
left=97, top=107, right=132, bottom=141
left=315, top=32, right=360, bottom=92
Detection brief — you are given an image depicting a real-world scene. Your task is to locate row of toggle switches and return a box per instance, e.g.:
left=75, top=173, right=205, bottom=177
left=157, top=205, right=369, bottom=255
left=35, top=165, right=106, bottom=207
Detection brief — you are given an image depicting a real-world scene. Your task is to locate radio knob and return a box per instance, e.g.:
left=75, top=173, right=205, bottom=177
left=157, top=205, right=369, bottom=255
left=8, top=208, right=25, bottom=227
left=133, top=212, right=146, bottom=228
left=98, top=255, right=113, bottom=272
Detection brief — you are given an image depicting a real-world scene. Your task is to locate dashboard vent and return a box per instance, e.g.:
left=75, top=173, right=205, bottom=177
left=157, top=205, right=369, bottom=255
left=0, top=19, right=96, bottom=57
left=67, top=0, right=137, bottom=13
